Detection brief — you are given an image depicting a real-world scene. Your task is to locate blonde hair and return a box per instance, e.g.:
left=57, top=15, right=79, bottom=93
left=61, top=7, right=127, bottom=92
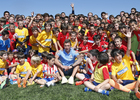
left=31, top=55, right=41, bottom=65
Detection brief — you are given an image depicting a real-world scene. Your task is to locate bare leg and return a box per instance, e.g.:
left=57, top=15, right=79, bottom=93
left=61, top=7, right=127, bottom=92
left=84, top=81, right=96, bottom=90
left=71, top=66, right=79, bottom=77
left=76, top=73, right=85, bottom=80
left=36, top=79, right=46, bottom=85
left=58, top=67, right=65, bottom=77
left=100, top=83, right=111, bottom=90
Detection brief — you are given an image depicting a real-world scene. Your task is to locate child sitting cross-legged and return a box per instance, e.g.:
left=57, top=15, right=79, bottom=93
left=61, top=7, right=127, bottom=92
left=35, top=54, right=61, bottom=87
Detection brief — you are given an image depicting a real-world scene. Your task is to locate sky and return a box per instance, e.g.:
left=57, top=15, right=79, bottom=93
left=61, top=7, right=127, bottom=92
left=1, top=0, right=140, bottom=18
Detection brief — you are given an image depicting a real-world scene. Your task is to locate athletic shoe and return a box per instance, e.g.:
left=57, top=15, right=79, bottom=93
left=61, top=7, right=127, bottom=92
left=61, top=76, right=68, bottom=84
left=68, top=76, right=74, bottom=84
left=45, top=81, right=54, bottom=87
left=75, top=81, right=83, bottom=86
left=136, top=91, right=140, bottom=99
left=40, top=85, right=44, bottom=88
left=84, top=87, right=92, bottom=92
left=110, top=87, right=115, bottom=91
left=0, top=78, right=9, bottom=89
left=102, top=90, right=109, bottom=96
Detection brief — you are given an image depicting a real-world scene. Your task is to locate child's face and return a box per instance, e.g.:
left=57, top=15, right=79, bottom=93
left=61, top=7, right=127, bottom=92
left=95, top=39, right=100, bottom=46
left=9, top=17, right=15, bottom=23
left=67, top=27, right=72, bottom=33
left=90, top=26, right=95, bottom=34
left=56, top=22, right=61, bottom=28
left=114, top=38, right=122, bottom=48
left=101, top=24, right=105, bottom=28
left=114, top=53, right=122, bottom=63
left=3, top=34, right=9, bottom=40
left=2, top=53, right=8, bottom=61
left=9, top=25, right=15, bottom=32
left=32, top=21, right=37, bottom=27
left=107, top=53, right=112, bottom=62
left=108, top=43, right=115, bottom=50
left=114, top=23, right=119, bottom=30
left=19, top=58, right=25, bottom=65
left=47, top=58, right=55, bottom=66
left=75, top=20, right=79, bottom=26
left=88, top=53, right=95, bottom=61
left=83, top=37, right=88, bottom=44
left=74, top=28, right=78, bottom=33
left=8, top=54, right=13, bottom=61
left=82, top=23, right=87, bottom=28
left=77, top=32, right=82, bottom=38
left=45, top=24, right=51, bottom=32
left=98, top=30, right=103, bottom=35
left=33, top=30, right=38, bottom=37
left=54, top=31, right=59, bottom=38
left=130, top=22, right=137, bottom=31
left=25, top=18, right=30, bottom=24
left=51, top=22, right=55, bottom=28
left=14, top=53, right=18, bottom=58
left=122, top=17, right=126, bottom=23
left=79, top=17, right=84, bottom=22
left=111, top=34, right=116, bottom=40
left=39, top=21, right=43, bottom=27
left=18, top=21, right=24, bottom=28
left=42, top=57, right=47, bottom=62
left=70, top=34, right=76, bottom=41
left=62, top=29, right=67, bottom=34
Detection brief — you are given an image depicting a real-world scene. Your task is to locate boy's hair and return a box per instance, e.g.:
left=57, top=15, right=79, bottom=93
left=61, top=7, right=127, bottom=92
left=64, top=39, right=71, bottom=45
left=114, top=36, right=122, bottom=42
left=129, top=19, right=137, bottom=25
left=41, top=51, right=49, bottom=58
left=4, top=11, right=10, bottom=16
left=89, top=49, right=99, bottom=58
left=43, top=13, right=49, bottom=18
left=47, top=54, right=55, bottom=60
left=17, top=52, right=25, bottom=59
left=31, top=55, right=41, bottom=65
left=110, top=32, right=118, bottom=37
left=61, top=23, right=68, bottom=30
left=29, top=49, right=36, bottom=55
left=32, top=26, right=39, bottom=32
left=93, top=35, right=101, bottom=41
left=52, top=27, right=60, bottom=33
left=2, top=30, right=9, bottom=36
left=82, top=20, right=89, bottom=26
left=79, top=29, right=85, bottom=36
left=8, top=52, right=13, bottom=55
left=97, top=52, right=109, bottom=65
left=44, top=22, right=52, bottom=28
left=0, top=50, right=7, bottom=56
left=119, top=24, right=126, bottom=29
left=70, top=31, right=76, bottom=36
left=108, top=41, right=115, bottom=46
left=9, top=23, right=15, bottom=27
left=97, top=27, right=104, bottom=31
left=73, top=26, right=78, bottom=30
left=111, top=49, right=124, bottom=58
left=39, top=19, right=43, bottom=22
left=83, top=36, right=88, bottom=40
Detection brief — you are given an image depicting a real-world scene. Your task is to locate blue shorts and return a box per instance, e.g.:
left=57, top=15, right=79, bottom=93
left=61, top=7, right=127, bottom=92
left=83, top=74, right=91, bottom=79
left=121, top=80, right=134, bottom=86
left=35, top=77, right=42, bottom=80
left=92, top=81, right=100, bottom=86
left=63, top=67, right=74, bottom=76
left=136, top=54, right=140, bottom=61
left=79, top=64, right=86, bottom=69
left=43, top=77, right=54, bottom=82
left=0, top=74, right=4, bottom=76
left=19, top=75, right=25, bottom=79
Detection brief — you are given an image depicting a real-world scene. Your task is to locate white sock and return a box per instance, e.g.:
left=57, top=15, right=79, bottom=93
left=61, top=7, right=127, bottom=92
left=98, top=89, right=103, bottom=93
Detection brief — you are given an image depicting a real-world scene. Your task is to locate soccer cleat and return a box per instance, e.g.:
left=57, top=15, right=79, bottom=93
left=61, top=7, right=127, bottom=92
left=136, top=91, right=140, bottom=99
left=23, top=79, right=27, bottom=88
left=75, top=81, right=84, bottom=86
left=27, top=81, right=35, bottom=86
left=17, top=78, right=21, bottom=88
left=61, top=76, right=68, bottom=84
left=0, top=78, right=9, bottom=89
left=68, top=76, right=74, bottom=84
left=84, top=87, right=92, bottom=92
left=102, top=90, right=109, bottom=96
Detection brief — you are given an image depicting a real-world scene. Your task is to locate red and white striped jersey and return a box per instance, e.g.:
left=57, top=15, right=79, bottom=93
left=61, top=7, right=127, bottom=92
left=43, top=64, right=58, bottom=78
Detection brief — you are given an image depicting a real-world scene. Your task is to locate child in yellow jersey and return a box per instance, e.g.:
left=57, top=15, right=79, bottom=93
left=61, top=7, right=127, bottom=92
left=0, top=51, right=9, bottom=89
left=69, top=31, right=78, bottom=50
left=35, top=54, right=61, bottom=88
left=36, top=22, right=53, bottom=56
left=109, top=28, right=136, bottom=93
left=50, top=27, right=59, bottom=53
left=134, top=76, right=140, bottom=99
left=15, top=53, right=32, bottom=88
left=29, top=26, right=39, bottom=52
left=84, top=52, right=110, bottom=96
left=15, top=21, right=29, bottom=55
left=28, top=55, right=43, bottom=85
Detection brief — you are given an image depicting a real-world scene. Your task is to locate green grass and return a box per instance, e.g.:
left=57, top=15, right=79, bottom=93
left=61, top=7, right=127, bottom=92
left=0, top=77, right=139, bottom=100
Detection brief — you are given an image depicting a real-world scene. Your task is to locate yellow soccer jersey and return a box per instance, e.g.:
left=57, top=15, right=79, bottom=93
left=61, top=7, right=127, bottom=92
left=94, top=63, right=109, bottom=83
left=51, top=35, right=57, bottom=51
left=112, top=55, right=134, bottom=80
left=138, top=76, right=140, bottom=80
left=29, top=35, right=38, bottom=50
left=15, top=28, right=29, bottom=48
left=15, top=62, right=32, bottom=77
left=37, top=30, right=53, bottom=53
left=117, top=32, right=126, bottom=39
left=70, top=39, right=78, bottom=48
left=31, top=64, right=43, bottom=78
left=0, top=59, right=7, bottom=75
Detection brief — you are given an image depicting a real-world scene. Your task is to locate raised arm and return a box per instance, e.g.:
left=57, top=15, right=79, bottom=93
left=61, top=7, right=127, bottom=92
left=71, top=3, right=75, bottom=14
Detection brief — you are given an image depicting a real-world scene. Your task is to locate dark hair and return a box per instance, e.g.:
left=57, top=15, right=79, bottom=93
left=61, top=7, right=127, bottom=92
left=93, top=35, right=101, bottom=41
left=0, top=50, right=7, bottom=56
left=89, top=49, right=99, bottom=58
left=114, top=36, right=122, bottom=42
left=70, top=31, right=76, bottom=36
left=111, top=49, right=124, bottom=58
left=97, top=27, right=104, bottom=31
left=52, top=27, right=60, bottom=33
left=129, top=19, right=137, bottom=25
left=17, top=52, right=25, bottom=59
left=61, top=23, right=68, bottom=30
left=8, top=52, right=13, bottom=55
left=97, top=52, right=109, bottom=65
left=41, top=51, right=49, bottom=58
left=55, top=14, right=61, bottom=19
left=101, top=12, right=106, bottom=16
left=4, top=11, right=10, bottom=16
left=108, top=41, right=115, bottom=47
left=110, top=32, right=118, bottom=37
left=64, top=39, right=71, bottom=45
left=32, top=26, right=39, bottom=32
left=44, top=22, right=52, bottom=28
left=47, top=54, right=55, bottom=60
left=79, top=29, right=85, bottom=36
left=9, top=23, right=15, bottom=27
left=82, top=20, right=89, bottom=26
left=73, top=26, right=78, bottom=30
left=43, top=13, right=49, bottom=18
left=2, top=30, right=9, bottom=36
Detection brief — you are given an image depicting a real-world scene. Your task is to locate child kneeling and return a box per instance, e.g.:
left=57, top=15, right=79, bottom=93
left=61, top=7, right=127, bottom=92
left=36, top=54, right=61, bottom=87
left=84, top=52, right=110, bottom=96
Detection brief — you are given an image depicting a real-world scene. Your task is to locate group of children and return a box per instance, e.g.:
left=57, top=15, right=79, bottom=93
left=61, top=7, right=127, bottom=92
left=0, top=5, right=140, bottom=98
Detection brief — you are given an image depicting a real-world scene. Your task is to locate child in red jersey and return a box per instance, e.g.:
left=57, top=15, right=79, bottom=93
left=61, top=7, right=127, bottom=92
left=77, top=30, right=84, bottom=46
left=27, top=49, right=36, bottom=65
left=97, top=27, right=108, bottom=41
left=75, top=50, right=99, bottom=86
left=6, top=52, right=17, bottom=79
left=84, top=52, right=110, bottom=96
left=57, top=23, right=69, bottom=50
left=79, top=36, right=89, bottom=51
left=41, top=52, right=49, bottom=66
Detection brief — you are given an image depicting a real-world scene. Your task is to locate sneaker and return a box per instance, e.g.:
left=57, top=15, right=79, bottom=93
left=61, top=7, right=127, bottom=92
left=68, top=76, right=74, bottom=84
left=102, top=90, right=109, bottom=96
left=136, top=91, right=140, bottom=99
left=84, top=87, right=92, bottom=92
left=0, top=78, right=9, bottom=89
left=61, top=76, right=68, bottom=84
left=110, top=87, right=115, bottom=91
left=75, top=81, right=84, bottom=86
left=10, top=80, right=17, bottom=84
left=45, top=81, right=54, bottom=87
left=40, top=85, right=44, bottom=88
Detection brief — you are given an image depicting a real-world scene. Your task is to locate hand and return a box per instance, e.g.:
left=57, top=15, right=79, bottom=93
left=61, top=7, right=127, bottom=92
left=22, top=43, right=25, bottom=46
left=60, top=47, right=63, bottom=51
left=4, top=26, right=9, bottom=29
left=53, top=73, right=58, bottom=79
left=63, top=66, right=69, bottom=71
left=89, top=78, right=94, bottom=83
left=94, top=86, right=100, bottom=92
left=105, top=13, right=108, bottom=19
left=117, top=79, right=123, bottom=84
left=31, top=16, right=36, bottom=20
left=71, top=3, right=74, bottom=8
left=41, top=45, right=47, bottom=48
left=31, top=12, right=34, bottom=16
left=124, top=27, right=132, bottom=38
left=29, top=78, right=33, bottom=84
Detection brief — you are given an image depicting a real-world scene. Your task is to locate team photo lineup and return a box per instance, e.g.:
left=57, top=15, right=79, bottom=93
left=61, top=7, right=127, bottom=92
left=0, top=3, right=140, bottom=99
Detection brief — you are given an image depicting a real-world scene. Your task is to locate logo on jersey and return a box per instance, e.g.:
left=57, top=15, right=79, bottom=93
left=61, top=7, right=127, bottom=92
left=70, top=55, right=73, bottom=59
left=24, top=66, right=26, bottom=69
left=117, top=67, right=128, bottom=75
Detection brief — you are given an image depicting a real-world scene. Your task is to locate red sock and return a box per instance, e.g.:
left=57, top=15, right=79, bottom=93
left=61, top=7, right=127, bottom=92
left=82, top=78, right=89, bottom=82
